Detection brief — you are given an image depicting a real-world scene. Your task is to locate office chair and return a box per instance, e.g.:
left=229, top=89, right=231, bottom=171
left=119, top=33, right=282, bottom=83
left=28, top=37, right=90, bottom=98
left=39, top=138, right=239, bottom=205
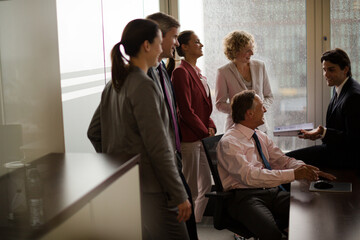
left=202, top=134, right=257, bottom=240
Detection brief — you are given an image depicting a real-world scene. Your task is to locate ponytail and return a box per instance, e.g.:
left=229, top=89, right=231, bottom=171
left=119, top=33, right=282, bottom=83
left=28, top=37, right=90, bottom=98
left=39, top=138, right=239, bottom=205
left=111, top=42, right=130, bottom=92
left=111, top=19, right=159, bottom=92
left=166, top=57, right=176, bottom=77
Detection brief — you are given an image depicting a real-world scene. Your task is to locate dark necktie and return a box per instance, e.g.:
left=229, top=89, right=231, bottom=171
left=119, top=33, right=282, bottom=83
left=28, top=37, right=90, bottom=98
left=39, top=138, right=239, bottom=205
left=252, top=132, right=286, bottom=191
left=157, top=65, right=181, bottom=153
left=327, top=89, right=338, bottom=122
left=333, top=90, right=338, bottom=105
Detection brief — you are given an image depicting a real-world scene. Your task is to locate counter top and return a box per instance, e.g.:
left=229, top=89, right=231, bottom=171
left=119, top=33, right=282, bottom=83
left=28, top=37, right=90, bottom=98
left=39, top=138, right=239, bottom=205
left=0, top=153, right=140, bottom=239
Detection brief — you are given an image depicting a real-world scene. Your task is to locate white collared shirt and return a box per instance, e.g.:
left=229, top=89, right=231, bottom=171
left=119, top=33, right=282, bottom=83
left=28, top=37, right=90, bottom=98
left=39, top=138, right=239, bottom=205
left=335, top=76, right=349, bottom=98
left=217, top=124, right=304, bottom=190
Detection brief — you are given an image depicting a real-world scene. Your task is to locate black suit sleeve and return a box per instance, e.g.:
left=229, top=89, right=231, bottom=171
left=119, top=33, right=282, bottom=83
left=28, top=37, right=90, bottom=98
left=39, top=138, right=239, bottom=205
left=323, top=93, right=360, bottom=146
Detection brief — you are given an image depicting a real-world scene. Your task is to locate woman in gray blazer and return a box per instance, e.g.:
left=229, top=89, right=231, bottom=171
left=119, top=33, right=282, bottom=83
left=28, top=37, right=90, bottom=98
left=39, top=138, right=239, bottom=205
left=215, top=31, right=273, bottom=133
left=88, top=19, right=191, bottom=240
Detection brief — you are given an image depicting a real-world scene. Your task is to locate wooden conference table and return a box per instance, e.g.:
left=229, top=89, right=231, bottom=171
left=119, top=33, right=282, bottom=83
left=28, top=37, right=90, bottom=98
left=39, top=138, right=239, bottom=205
left=289, top=169, right=360, bottom=240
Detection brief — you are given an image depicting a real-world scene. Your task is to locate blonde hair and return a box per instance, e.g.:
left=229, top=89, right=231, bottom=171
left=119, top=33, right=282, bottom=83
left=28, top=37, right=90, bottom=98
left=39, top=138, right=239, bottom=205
left=223, top=30, right=256, bottom=60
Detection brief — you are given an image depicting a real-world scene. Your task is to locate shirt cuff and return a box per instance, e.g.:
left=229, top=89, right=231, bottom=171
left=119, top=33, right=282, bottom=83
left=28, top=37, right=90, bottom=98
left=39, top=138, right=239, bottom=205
left=281, top=169, right=296, bottom=182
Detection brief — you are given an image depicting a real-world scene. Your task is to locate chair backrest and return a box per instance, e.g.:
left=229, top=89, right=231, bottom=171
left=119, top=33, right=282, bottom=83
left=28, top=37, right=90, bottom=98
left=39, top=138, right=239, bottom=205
left=202, top=134, right=257, bottom=238
left=202, top=134, right=224, bottom=192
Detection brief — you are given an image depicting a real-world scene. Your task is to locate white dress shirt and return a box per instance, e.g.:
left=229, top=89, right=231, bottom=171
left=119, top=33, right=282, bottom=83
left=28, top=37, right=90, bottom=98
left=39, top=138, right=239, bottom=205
left=217, top=124, right=305, bottom=190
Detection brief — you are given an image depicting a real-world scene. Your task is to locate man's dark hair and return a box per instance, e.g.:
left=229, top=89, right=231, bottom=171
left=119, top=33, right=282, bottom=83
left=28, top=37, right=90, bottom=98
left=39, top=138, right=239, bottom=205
left=321, top=48, right=352, bottom=77
left=231, top=90, right=256, bottom=123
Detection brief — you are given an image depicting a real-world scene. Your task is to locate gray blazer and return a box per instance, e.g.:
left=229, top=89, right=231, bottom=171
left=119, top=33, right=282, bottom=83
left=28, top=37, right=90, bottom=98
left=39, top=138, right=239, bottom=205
left=88, top=67, right=187, bottom=206
left=215, top=59, right=273, bottom=131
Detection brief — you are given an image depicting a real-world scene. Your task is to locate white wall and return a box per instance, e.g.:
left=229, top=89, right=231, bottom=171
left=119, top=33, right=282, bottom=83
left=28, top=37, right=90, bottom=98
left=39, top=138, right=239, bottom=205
left=0, top=0, right=65, bottom=176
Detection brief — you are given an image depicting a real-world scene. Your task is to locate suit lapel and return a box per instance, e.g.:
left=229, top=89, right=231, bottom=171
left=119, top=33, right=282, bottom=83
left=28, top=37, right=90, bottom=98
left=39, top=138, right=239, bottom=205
left=181, top=61, right=211, bottom=107
left=228, top=62, right=247, bottom=90
left=148, top=66, right=165, bottom=99
left=249, top=61, right=258, bottom=90
left=159, top=63, right=177, bottom=111
left=327, top=78, right=352, bottom=121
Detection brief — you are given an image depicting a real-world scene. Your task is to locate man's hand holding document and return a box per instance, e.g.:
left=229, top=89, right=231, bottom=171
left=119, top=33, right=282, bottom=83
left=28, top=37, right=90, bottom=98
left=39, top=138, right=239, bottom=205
left=298, top=125, right=325, bottom=140
left=273, top=122, right=314, bottom=137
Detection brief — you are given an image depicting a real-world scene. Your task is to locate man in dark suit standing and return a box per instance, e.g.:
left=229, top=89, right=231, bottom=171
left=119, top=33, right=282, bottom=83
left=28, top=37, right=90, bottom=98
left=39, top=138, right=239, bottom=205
left=287, top=48, right=360, bottom=169
left=146, top=12, right=198, bottom=240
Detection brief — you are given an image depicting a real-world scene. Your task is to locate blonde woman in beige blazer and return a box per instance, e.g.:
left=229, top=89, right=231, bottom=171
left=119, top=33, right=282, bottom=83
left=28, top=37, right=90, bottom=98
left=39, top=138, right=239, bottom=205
left=215, top=31, right=273, bottom=132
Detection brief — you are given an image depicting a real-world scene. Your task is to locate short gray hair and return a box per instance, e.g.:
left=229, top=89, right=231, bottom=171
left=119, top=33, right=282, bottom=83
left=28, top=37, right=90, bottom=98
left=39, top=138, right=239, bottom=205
left=146, top=12, right=180, bottom=36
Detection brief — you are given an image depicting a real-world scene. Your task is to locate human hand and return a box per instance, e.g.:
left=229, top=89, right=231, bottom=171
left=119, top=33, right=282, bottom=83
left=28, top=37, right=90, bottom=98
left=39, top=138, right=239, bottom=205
left=177, top=199, right=192, bottom=222
left=316, top=171, right=337, bottom=181
left=299, top=126, right=324, bottom=140
left=294, top=165, right=319, bottom=181
left=208, top=128, right=216, bottom=137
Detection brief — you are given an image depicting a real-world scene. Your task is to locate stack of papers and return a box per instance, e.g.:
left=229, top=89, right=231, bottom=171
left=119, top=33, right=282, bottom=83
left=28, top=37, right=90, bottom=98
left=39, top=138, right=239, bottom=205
left=273, top=123, right=314, bottom=137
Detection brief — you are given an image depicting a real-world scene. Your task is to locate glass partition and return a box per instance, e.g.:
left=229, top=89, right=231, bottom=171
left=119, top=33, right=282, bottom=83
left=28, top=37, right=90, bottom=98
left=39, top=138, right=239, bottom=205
left=179, top=0, right=308, bottom=151
left=57, top=0, right=159, bottom=152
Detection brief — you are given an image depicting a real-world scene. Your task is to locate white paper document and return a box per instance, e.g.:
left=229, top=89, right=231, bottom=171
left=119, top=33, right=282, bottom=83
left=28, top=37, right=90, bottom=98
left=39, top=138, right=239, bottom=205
left=273, top=122, right=314, bottom=137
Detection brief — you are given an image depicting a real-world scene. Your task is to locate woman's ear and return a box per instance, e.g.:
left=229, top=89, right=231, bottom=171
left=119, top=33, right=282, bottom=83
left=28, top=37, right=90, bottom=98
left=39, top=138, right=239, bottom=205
left=181, top=43, right=188, bottom=53
left=143, top=40, right=151, bottom=52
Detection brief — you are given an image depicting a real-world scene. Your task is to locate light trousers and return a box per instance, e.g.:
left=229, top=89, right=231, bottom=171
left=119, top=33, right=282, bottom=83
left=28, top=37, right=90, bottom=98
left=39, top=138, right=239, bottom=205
left=181, top=141, right=212, bottom=222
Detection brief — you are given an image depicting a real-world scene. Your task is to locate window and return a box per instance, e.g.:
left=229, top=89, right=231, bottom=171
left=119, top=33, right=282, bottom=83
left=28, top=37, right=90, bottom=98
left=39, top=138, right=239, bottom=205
left=179, top=0, right=308, bottom=151
left=330, top=0, right=360, bottom=80
left=57, top=0, right=159, bottom=152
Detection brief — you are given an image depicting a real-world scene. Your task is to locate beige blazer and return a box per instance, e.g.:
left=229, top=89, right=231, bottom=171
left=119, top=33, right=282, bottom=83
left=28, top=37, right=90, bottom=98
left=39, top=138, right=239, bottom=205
left=215, top=59, right=273, bottom=131
left=88, top=67, right=187, bottom=207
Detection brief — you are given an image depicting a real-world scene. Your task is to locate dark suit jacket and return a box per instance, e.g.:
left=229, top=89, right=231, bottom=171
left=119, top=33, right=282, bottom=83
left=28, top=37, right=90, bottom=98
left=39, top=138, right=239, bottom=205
left=324, top=77, right=360, bottom=163
left=147, top=63, right=183, bottom=170
left=172, top=60, right=216, bottom=142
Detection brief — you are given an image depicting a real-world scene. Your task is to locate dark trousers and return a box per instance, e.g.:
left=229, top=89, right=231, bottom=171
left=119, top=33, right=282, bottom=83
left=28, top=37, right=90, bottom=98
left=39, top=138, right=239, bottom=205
left=141, top=192, right=189, bottom=240
left=179, top=171, right=198, bottom=240
left=227, top=187, right=289, bottom=240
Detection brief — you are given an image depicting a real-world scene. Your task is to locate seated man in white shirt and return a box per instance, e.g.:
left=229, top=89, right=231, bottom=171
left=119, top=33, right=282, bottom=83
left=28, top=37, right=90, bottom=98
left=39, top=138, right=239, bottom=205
left=217, top=90, right=335, bottom=240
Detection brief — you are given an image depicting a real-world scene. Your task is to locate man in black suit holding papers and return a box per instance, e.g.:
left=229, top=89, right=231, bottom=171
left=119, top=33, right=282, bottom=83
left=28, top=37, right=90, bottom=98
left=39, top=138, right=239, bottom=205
left=287, top=48, right=360, bottom=169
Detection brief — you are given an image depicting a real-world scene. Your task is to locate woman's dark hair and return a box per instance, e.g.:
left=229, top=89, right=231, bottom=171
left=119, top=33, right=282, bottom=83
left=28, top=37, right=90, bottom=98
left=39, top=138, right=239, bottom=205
left=175, top=30, right=194, bottom=57
left=321, top=48, right=352, bottom=77
left=166, top=51, right=176, bottom=77
left=111, top=19, right=159, bottom=92
left=231, top=90, right=256, bottom=123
